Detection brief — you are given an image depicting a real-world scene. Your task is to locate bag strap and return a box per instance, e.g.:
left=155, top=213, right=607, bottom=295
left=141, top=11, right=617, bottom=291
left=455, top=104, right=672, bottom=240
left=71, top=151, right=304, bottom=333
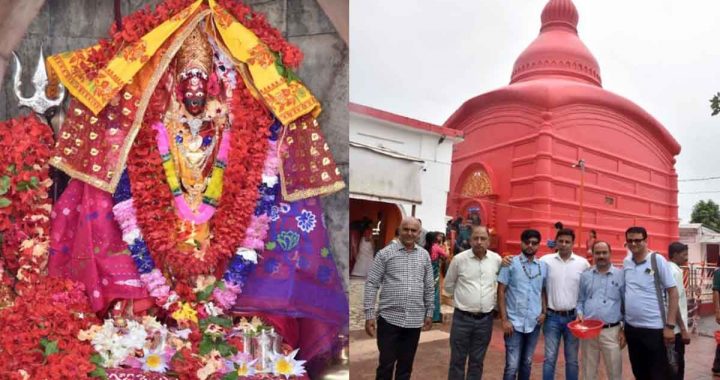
left=651, top=253, right=667, bottom=325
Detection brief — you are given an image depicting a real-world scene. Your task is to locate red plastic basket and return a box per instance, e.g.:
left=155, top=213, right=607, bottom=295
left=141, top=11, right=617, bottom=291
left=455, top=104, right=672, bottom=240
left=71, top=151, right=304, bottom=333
left=567, top=319, right=604, bottom=340
left=715, top=331, right=720, bottom=345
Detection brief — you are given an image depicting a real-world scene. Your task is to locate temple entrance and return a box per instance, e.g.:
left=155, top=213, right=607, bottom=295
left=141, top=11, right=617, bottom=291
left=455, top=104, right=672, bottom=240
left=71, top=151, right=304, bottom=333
left=349, top=198, right=404, bottom=275
left=449, top=164, right=502, bottom=251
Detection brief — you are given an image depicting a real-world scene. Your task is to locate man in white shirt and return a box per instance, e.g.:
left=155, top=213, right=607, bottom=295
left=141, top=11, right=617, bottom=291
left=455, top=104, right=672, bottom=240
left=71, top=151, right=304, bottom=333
left=539, top=228, right=589, bottom=380
left=444, top=225, right=502, bottom=380
left=668, top=241, right=691, bottom=380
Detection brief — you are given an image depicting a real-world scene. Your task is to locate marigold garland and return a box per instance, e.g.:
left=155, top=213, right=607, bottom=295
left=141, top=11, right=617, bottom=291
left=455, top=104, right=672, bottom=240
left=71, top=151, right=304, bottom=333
left=127, top=73, right=271, bottom=285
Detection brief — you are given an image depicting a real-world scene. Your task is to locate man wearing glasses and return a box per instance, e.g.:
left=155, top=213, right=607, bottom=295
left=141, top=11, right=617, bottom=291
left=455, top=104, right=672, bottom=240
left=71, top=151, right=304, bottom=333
left=498, top=229, right=548, bottom=380
left=623, top=226, right=678, bottom=380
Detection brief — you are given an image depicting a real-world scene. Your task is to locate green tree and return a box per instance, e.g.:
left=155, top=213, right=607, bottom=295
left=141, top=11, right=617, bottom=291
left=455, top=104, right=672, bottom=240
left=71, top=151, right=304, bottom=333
left=711, top=93, right=720, bottom=116
left=690, top=199, right=720, bottom=231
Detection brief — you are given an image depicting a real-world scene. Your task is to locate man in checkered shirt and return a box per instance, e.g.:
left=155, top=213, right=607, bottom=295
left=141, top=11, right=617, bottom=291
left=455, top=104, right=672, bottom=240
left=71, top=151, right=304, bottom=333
left=364, top=216, right=434, bottom=380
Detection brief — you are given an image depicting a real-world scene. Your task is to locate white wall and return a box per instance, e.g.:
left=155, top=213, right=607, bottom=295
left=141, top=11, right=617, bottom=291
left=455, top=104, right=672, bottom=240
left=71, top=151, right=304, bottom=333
left=687, top=242, right=702, bottom=264
left=350, top=112, right=457, bottom=233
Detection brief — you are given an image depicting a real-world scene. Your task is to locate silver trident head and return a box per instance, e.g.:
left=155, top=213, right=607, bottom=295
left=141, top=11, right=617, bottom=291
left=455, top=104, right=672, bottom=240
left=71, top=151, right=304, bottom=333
left=12, top=46, right=66, bottom=116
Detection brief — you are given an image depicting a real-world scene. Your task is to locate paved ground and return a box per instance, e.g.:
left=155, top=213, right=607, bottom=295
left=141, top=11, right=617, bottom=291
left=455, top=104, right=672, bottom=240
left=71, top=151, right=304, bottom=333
left=350, top=278, right=720, bottom=379
left=350, top=319, right=719, bottom=380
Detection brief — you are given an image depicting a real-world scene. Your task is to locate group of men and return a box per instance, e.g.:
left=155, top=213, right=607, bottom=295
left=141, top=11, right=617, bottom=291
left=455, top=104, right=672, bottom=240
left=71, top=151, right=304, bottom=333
left=364, top=216, right=692, bottom=380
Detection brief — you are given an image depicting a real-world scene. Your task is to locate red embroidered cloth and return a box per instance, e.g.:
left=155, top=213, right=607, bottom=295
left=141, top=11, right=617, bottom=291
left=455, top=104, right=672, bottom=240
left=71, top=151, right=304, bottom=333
left=279, top=114, right=345, bottom=201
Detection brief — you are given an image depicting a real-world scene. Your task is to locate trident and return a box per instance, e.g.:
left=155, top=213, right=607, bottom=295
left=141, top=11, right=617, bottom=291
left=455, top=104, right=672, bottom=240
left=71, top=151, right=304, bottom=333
left=12, top=47, right=68, bottom=202
left=11, top=46, right=66, bottom=134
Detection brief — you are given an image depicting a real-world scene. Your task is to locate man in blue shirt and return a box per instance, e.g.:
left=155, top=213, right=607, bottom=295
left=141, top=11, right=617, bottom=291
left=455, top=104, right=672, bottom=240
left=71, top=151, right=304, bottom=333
left=623, top=226, right=678, bottom=380
left=576, top=240, right=625, bottom=380
left=498, top=229, right=548, bottom=380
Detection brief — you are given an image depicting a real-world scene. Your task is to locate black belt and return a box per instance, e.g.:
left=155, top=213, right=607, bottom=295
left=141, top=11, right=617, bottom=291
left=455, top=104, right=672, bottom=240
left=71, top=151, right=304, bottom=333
left=456, top=308, right=492, bottom=319
left=603, top=322, right=621, bottom=329
left=548, top=308, right=575, bottom=317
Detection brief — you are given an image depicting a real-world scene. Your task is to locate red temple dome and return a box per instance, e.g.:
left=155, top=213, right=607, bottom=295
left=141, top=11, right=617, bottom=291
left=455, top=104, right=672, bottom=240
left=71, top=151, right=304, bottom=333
left=445, top=0, right=681, bottom=261
left=511, top=0, right=601, bottom=86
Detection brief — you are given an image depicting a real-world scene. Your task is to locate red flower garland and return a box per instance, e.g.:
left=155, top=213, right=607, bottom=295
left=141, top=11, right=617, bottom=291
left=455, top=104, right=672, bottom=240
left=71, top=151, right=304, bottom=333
left=84, top=0, right=303, bottom=79
left=0, top=277, right=100, bottom=379
left=0, top=115, right=54, bottom=300
left=127, top=74, right=271, bottom=286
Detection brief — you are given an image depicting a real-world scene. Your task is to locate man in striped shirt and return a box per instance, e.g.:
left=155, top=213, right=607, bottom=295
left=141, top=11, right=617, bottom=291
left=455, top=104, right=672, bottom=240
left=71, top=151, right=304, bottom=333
left=364, top=217, right=434, bottom=380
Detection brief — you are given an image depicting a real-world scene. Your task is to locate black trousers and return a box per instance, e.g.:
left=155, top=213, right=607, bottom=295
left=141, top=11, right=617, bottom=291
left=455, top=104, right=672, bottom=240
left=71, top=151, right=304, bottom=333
left=713, top=344, right=720, bottom=373
left=624, top=323, right=672, bottom=380
left=672, top=333, right=685, bottom=380
left=448, top=310, right=493, bottom=380
left=376, top=316, right=422, bottom=380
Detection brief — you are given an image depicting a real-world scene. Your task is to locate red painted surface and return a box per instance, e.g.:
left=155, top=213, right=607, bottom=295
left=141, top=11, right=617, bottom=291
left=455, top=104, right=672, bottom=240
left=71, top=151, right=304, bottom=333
left=700, top=302, right=716, bottom=316
left=349, top=102, right=464, bottom=138
left=446, top=0, right=681, bottom=262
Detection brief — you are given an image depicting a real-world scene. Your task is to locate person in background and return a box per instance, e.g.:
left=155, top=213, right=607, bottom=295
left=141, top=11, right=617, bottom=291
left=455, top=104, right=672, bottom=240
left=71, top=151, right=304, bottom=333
left=546, top=221, right=564, bottom=251
left=364, top=217, right=433, bottom=380
left=446, top=220, right=455, bottom=240
left=497, top=229, right=548, bottom=380
left=667, top=241, right=691, bottom=380
left=457, top=220, right=473, bottom=252
left=451, top=217, right=463, bottom=252
left=351, top=226, right=376, bottom=278
left=586, top=229, right=597, bottom=264
left=438, top=232, right=451, bottom=277
left=468, top=212, right=481, bottom=226
left=425, top=231, right=449, bottom=323
left=712, top=266, right=720, bottom=376
left=576, top=241, right=625, bottom=380
left=444, top=226, right=501, bottom=380
left=415, top=218, right=428, bottom=248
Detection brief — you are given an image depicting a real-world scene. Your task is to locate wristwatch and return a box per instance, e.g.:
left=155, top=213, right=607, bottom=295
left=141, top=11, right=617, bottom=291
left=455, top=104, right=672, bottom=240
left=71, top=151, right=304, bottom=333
left=665, top=324, right=675, bottom=329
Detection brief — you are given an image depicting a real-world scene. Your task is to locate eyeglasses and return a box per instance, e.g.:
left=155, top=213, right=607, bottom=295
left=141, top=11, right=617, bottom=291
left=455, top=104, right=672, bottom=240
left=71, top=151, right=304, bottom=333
left=523, top=240, right=540, bottom=246
left=626, top=238, right=645, bottom=244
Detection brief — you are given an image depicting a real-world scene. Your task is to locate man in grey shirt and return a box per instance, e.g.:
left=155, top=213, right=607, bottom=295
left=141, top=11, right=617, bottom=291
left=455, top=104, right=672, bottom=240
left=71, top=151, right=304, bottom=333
left=364, top=216, right=434, bottom=380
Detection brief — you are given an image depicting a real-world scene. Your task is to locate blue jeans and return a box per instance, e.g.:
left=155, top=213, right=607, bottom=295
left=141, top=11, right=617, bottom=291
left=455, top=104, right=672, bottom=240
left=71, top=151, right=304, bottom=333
left=503, top=325, right=541, bottom=380
left=542, top=312, right=579, bottom=380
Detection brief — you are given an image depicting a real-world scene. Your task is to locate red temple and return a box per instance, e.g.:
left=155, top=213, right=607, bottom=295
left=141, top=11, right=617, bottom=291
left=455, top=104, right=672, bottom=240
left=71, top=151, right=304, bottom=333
left=446, top=0, right=681, bottom=261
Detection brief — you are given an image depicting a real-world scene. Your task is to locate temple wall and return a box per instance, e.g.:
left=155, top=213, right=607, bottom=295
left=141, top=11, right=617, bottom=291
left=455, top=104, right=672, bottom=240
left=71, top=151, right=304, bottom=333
left=350, top=114, right=455, bottom=234
left=449, top=102, right=679, bottom=263
left=0, top=0, right=350, bottom=290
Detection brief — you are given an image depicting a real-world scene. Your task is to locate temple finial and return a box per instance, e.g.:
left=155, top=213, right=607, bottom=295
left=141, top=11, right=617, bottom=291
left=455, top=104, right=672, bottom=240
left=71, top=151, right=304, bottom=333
left=540, top=0, right=579, bottom=32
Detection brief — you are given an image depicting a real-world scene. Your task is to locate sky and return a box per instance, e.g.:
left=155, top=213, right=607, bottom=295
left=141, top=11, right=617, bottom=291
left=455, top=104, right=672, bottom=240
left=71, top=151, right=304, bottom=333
left=349, top=0, right=720, bottom=223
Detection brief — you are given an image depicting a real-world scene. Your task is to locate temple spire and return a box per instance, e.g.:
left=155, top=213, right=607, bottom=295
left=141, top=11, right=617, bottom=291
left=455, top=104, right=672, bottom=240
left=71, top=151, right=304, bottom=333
left=510, top=0, right=601, bottom=86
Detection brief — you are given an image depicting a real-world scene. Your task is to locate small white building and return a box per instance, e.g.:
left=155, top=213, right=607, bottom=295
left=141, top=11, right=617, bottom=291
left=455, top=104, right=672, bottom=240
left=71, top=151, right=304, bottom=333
left=679, top=223, right=720, bottom=265
left=348, top=103, right=463, bottom=247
